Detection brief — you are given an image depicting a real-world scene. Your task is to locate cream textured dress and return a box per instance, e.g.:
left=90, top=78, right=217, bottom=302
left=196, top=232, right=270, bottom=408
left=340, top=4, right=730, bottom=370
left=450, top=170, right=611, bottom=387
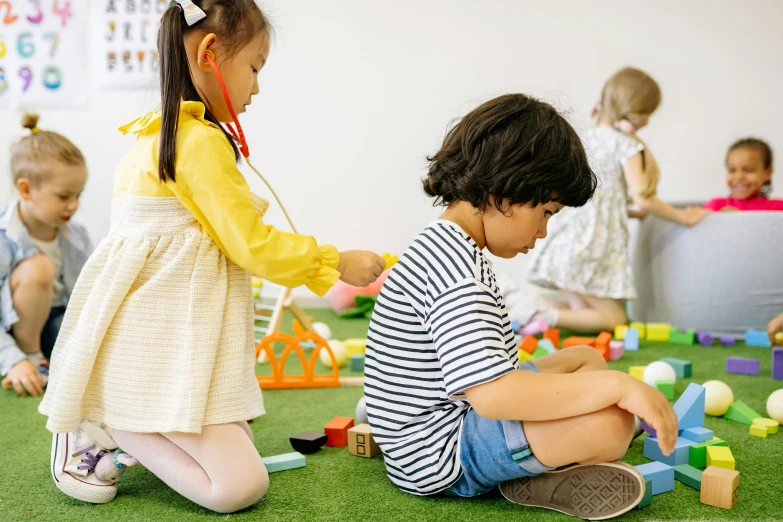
left=39, top=102, right=340, bottom=433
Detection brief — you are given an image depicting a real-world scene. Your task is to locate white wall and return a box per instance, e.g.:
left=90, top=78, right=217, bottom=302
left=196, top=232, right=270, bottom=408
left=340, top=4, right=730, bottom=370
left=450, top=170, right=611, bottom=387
left=1, top=0, right=781, bottom=302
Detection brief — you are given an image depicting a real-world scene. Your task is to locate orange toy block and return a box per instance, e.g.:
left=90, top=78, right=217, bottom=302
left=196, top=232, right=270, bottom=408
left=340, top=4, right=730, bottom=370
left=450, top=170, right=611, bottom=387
left=325, top=416, right=355, bottom=447
left=595, top=331, right=612, bottom=361
left=520, top=335, right=538, bottom=355
left=562, top=337, right=596, bottom=349
left=595, top=343, right=610, bottom=361
left=292, top=316, right=314, bottom=335
left=544, top=328, right=560, bottom=349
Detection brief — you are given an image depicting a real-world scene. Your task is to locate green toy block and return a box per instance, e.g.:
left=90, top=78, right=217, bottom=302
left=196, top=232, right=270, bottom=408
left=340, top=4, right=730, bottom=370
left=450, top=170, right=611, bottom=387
left=656, top=380, right=675, bottom=400
left=689, top=439, right=727, bottom=469
left=724, top=400, right=763, bottom=426
left=532, top=347, right=549, bottom=359
left=669, top=329, right=696, bottom=346
left=263, top=452, right=306, bottom=473
left=674, top=464, right=702, bottom=490
left=637, top=478, right=653, bottom=509
left=660, top=357, right=692, bottom=378
left=350, top=354, right=365, bottom=372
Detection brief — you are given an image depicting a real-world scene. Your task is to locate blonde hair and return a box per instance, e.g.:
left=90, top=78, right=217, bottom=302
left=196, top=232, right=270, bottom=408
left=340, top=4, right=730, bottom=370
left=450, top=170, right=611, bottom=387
left=10, top=113, right=85, bottom=186
left=597, top=67, right=661, bottom=197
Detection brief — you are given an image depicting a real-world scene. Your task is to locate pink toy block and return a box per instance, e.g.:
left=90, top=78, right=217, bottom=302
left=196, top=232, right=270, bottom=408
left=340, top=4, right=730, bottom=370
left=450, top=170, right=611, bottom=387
left=521, top=319, right=549, bottom=337
left=609, top=340, right=624, bottom=361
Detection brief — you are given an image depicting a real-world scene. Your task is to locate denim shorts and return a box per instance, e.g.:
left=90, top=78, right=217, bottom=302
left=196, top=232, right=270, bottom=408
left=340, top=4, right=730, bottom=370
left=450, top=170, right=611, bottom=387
left=441, top=360, right=554, bottom=497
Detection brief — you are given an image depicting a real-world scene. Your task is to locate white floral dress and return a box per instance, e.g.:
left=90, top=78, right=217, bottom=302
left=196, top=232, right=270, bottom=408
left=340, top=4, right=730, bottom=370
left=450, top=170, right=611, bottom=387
left=527, top=128, right=644, bottom=300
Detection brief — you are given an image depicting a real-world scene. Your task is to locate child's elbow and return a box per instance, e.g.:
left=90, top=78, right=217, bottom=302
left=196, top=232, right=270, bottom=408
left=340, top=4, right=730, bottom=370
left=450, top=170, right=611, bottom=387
left=464, top=384, right=504, bottom=420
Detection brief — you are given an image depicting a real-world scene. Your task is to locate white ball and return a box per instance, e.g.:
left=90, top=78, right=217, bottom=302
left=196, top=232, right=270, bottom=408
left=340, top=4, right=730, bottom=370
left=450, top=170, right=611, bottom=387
left=703, top=380, right=734, bottom=416
left=312, top=322, right=332, bottom=341
left=356, top=396, right=368, bottom=424
left=319, top=339, right=347, bottom=368
left=767, top=389, right=783, bottom=423
left=643, top=361, right=677, bottom=387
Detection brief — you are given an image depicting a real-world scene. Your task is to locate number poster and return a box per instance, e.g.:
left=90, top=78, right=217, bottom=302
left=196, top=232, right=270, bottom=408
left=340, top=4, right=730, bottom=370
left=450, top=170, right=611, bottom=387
left=0, top=0, right=88, bottom=110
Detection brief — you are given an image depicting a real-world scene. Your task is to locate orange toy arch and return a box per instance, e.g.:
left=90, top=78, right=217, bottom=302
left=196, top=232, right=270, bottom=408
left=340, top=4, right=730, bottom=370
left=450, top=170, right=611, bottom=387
left=255, top=332, right=340, bottom=389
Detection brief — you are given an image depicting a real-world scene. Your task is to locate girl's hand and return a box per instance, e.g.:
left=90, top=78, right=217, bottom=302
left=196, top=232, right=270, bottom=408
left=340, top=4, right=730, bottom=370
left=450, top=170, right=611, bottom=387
left=680, top=206, right=711, bottom=226
left=1, top=360, right=44, bottom=397
left=628, top=208, right=648, bottom=219
left=616, top=374, right=678, bottom=456
left=337, top=250, right=386, bottom=287
left=768, top=312, right=783, bottom=345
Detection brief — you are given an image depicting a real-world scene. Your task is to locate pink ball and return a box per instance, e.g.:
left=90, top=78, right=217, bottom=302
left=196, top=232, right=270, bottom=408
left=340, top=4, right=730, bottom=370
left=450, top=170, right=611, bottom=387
left=328, top=271, right=389, bottom=312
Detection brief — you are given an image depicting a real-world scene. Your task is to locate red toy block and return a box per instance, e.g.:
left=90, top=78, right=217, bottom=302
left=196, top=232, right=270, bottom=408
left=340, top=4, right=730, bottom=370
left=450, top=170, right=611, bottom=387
left=520, top=335, right=538, bottom=355
left=562, top=337, right=596, bottom=349
left=543, top=328, right=560, bottom=349
left=325, top=416, right=354, bottom=447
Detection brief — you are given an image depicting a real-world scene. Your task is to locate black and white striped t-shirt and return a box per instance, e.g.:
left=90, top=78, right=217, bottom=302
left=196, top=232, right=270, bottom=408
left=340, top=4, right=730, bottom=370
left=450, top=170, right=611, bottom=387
left=365, top=220, right=518, bottom=495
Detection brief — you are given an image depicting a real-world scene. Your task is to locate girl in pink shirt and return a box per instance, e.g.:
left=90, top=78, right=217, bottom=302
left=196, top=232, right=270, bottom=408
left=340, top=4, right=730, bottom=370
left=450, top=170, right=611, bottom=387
left=704, top=138, right=783, bottom=211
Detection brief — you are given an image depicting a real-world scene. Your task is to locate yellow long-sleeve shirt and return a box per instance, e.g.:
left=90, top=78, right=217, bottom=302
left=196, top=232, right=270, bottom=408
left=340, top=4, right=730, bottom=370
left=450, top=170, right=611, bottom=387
left=115, top=101, right=339, bottom=297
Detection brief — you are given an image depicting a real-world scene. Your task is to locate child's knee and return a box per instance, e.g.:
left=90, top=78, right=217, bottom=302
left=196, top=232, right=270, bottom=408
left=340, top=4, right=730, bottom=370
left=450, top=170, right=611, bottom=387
left=595, top=406, right=635, bottom=461
left=210, top=461, right=268, bottom=513
left=573, top=345, right=608, bottom=369
left=11, top=256, right=55, bottom=289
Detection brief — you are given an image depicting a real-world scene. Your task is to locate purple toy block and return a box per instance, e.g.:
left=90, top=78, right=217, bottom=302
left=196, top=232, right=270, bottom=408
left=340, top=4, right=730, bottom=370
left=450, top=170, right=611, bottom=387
left=719, top=335, right=736, bottom=346
left=640, top=420, right=656, bottom=438
left=726, top=356, right=760, bottom=375
left=773, top=348, right=783, bottom=380
left=697, top=329, right=714, bottom=346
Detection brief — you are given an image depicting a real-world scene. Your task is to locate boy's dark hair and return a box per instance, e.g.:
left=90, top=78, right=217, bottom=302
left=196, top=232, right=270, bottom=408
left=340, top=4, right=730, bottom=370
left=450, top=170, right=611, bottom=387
left=727, top=137, right=773, bottom=196
left=423, top=94, right=597, bottom=212
left=158, top=0, right=272, bottom=183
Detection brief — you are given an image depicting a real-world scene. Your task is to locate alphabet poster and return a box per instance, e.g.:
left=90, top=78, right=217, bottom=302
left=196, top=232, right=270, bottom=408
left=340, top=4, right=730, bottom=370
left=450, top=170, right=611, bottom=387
left=0, top=0, right=89, bottom=110
left=96, top=0, right=165, bottom=90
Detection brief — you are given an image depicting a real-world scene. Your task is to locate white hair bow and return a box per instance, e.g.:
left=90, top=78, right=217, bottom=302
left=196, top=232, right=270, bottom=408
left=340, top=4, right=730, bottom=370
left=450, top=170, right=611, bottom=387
left=174, top=0, right=206, bottom=26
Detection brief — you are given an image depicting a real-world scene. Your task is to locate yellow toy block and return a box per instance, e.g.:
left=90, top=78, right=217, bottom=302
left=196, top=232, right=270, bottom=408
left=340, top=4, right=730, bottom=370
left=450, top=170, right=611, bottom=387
left=252, top=279, right=263, bottom=288
left=630, top=322, right=646, bottom=339
left=614, top=325, right=628, bottom=340
left=706, top=446, right=735, bottom=470
left=519, top=350, right=533, bottom=363
left=382, top=252, right=399, bottom=270
left=749, top=424, right=767, bottom=438
left=752, top=418, right=779, bottom=435
left=629, top=366, right=646, bottom=380
left=646, top=323, right=672, bottom=342
left=344, top=338, right=367, bottom=356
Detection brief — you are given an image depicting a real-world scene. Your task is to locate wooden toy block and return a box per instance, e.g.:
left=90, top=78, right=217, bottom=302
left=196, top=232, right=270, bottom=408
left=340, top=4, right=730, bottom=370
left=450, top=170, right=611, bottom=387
left=635, top=461, right=674, bottom=495
left=596, top=331, right=612, bottom=347
left=290, top=432, right=328, bottom=454
left=646, top=323, right=671, bottom=342
left=752, top=417, right=779, bottom=434
left=689, top=439, right=727, bottom=468
left=520, top=335, right=538, bottom=354
left=562, top=336, right=595, bottom=349
left=674, top=464, right=702, bottom=490
left=614, top=325, right=628, bottom=340
left=263, top=452, right=306, bottom=473
left=656, top=380, right=675, bottom=400
left=348, top=423, right=381, bottom=458
left=543, top=328, right=560, bottom=349
left=700, top=466, right=739, bottom=510
left=720, top=335, right=736, bottom=346
left=521, top=318, right=549, bottom=336
left=609, top=340, right=624, bottom=361
left=773, top=347, right=783, bottom=380
left=745, top=329, right=771, bottom=347
left=350, top=354, right=365, bottom=372
left=629, top=365, right=646, bottom=380
left=724, top=400, right=762, bottom=425
left=706, top=446, right=735, bottom=470
left=644, top=436, right=694, bottom=466
left=749, top=424, right=767, bottom=438
left=624, top=328, right=639, bottom=351
left=344, top=338, right=367, bottom=356
left=660, top=357, right=692, bottom=379
left=630, top=322, right=646, bottom=339
left=325, top=416, right=355, bottom=447
left=697, top=329, right=714, bottom=346
left=594, top=343, right=609, bottom=361
left=682, top=427, right=714, bottom=443
left=636, top=479, right=652, bottom=509
left=537, top=338, right=556, bottom=353
left=532, top=346, right=550, bottom=359
left=518, top=349, right=533, bottom=363
left=674, top=383, right=705, bottom=430
left=726, top=356, right=760, bottom=375
left=669, top=328, right=696, bottom=345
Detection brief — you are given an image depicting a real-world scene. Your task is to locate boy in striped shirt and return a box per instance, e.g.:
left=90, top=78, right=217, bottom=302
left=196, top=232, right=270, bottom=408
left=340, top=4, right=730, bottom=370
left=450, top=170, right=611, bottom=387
left=365, top=94, right=678, bottom=520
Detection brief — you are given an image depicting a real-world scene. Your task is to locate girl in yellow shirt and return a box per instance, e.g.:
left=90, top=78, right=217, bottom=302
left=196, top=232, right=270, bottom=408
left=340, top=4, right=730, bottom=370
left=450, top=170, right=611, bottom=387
left=40, top=0, right=384, bottom=512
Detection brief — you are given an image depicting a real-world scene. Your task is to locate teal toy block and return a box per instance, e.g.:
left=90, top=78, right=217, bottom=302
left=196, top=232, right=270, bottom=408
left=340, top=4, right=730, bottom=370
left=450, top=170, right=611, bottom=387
left=263, top=452, right=306, bottom=473
left=644, top=436, right=694, bottom=466
left=689, top=439, right=727, bottom=468
left=674, top=464, right=702, bottom=490
left=660, top=357, right=692, bottom=379
left=682, top=427, right=713, bottom=443
left=624, top=328, right=639, bottom=351
left=350, top=354, right=365, bottom=372
left=745, top=329, right=771, bottom=347
left=674, top=382, right=705, bottom=430
left=636, top=461, right=674, bottom=495
left=537, top=338, right=556, bottom=353
left=669, top=328, right=696, bottom=345
left=636, top=479, right=653, bottom=509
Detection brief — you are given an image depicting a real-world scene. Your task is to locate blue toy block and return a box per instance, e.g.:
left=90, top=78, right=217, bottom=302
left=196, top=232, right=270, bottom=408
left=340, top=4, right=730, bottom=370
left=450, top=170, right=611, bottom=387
left=263, top=452, right=306, bottom=473
left=682, top=427, right=713, bottom=443
left=537, top=338, right=556, bottom=353
left=644, top=436, right=694, bottom=466
left=745, top=329, right=771, bottom=347
left=624, top=328, right=639, bottom=351
left=674, top=382, right=705, bottom=430
left=636, top=461, right=674, bottom=495
left=510, top=320, right=521, bottom=333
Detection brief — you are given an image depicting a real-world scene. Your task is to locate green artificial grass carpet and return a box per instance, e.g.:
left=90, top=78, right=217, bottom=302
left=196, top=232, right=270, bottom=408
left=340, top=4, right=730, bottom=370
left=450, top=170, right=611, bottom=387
left=2, top=309, right=782, bottom=521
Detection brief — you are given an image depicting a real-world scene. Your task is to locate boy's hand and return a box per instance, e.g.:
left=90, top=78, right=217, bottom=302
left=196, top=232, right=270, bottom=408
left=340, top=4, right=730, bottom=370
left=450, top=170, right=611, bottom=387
left=680, top=206, right=711, bottom=226
left=616, top=374, right=678, bottom=455
left=769, top=312, right=783, bottom=345
left=337, top=251, right=386, bottom=287
left=1, top=360, right=44, bottom=397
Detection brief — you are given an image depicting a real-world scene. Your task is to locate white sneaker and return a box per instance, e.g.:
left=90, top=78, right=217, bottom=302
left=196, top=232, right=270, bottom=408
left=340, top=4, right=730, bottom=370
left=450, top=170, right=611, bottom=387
left=51, top=419, right=120, bottom=503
